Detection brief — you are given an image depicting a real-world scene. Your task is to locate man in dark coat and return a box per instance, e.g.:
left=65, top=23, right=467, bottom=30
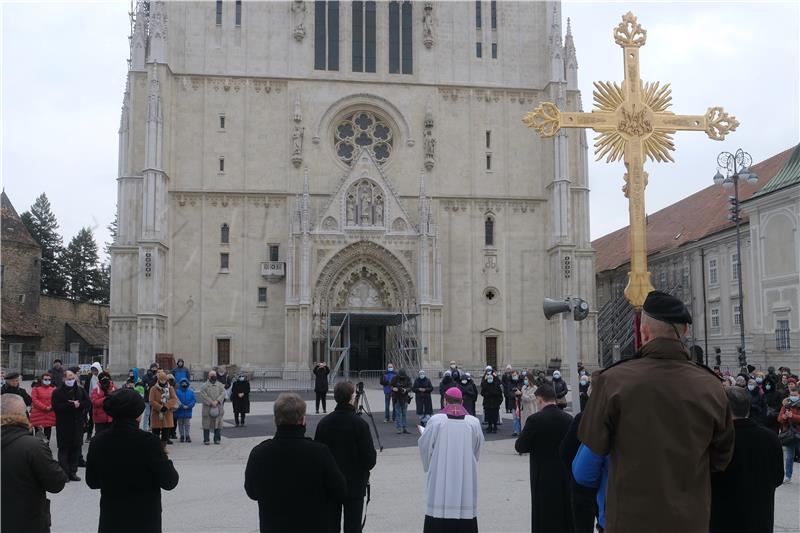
left=515, top=383, right=573, bottom=533
left=1, top=394, right=67, bottom=533
left=458, top=373, right=479, bottom=416
left=231, top=374, right=251, bottom=426
left=86, top=388, right=179, bottom=533
left=579, top=291, right=734, bottom=533
left=51, top=370, right=90, bottom=481
left=313, top=361, right=330, bottom=414
left=710, top=387, right=784, bottom=533
left=245, top=392, right=347, bottom=533
left=1, top=371, right=32, bottom=407
left=314, top=381, right=377, bottom=533
left=412, top=370, right=434, bottom=420
left=49, top=359, right=65, bottom=387
left=480, top=373, right=503, bottom=433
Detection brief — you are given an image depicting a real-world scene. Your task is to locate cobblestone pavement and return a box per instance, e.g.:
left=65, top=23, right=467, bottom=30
left=45, top=388, right=800, bottom=533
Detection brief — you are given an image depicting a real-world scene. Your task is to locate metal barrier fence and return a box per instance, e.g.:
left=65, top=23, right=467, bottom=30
left=1, top=351, right=79, bottom=379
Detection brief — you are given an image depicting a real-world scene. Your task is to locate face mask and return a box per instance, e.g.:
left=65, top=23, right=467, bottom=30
left=756, top=378, right=763, bottom=384
left=790, top=395, right=800, bottom=402
left=512, top=375, right=519, bottom=381
left=487, top=377, right=494, bottom=384
left=747, top=384, right=756, bottom=391
left=524, top=380, right=529, bottom=386
left=238, top=376, right=245, bottom=381
left=65, top=379, right=76, bottom=387
left=766, top=385, right=772, bottom=391
left=553, top=373, right=561, bottom=380
left=210, top=377, right=217, bottom=383
left=580, top=379, right=588, bottom=386
left=461, top=379, right=467, bottom=384
left=450, top=364, right=456, bottom=369
left=419, top=373, right=425, bottom=379
left=42, top=379, right=51, bottom=386
left=387, top=367, right=394, bottom=372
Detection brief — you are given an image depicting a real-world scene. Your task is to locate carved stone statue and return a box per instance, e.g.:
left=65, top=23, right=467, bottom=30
left=423, top=129, right=436, bottom=159
left=423, top=2, right=434, bottom=48
left=292, top=0, right=306, bottom=41
left=292, top=125, right=304, bottom=155
left=374, top=196, right=384, bottom=225
left=346, top=195, right=356, bottom=224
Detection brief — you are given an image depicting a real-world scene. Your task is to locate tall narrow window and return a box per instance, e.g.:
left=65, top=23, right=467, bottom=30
left=269, top=245, right=280, bottom=262
left=389, top=1, right=400, bottom=73
left=315, top=1, right=326, bottom=69
left=258, top=287, right=268, bottom=305
left=220, top=253, right=230, bottom=271
left=731, top=252, right=739, bottom=281
left=352, top=1, right=363, bottom=71
left=476, top=42, right=482, bottom=58
left=490, top=0, right=496, bottom=29
left=216, top=0, right=223, bottom=25
left=491, top=42, right=497, bottom=58
left=217, top=339, right=231, bottom=365
left=485, top=130, right=491, bottom=149
left=776, top=319, right=790, bottom=351
left=365, top=1, right=376, bottom=72
left=219, top=115, right=226, bottom=130
left=708, top=258, right=718, bottom=285
left=235, top=0, right=242, bottom=26
left=486, top=154, right=492, bottom=170
left=733, top=305, right=742, bottom=327
left=401, top=1, right=412, bottom=74
left=710, top=307, right=720, bottom=328
left=220, top=223, right=230, bottom=244
left=475, top=0, right=482, bottom=28
left=219, top=157, right=225, bottom=172
left=314, top=1, right=339, bottom=70
left=485, top=216, right=494, bottom=246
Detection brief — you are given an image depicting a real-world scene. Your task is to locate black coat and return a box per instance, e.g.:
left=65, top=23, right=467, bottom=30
left=1, top=424, right=67, bottom=533
left=245, top=425, right=347, bottom=533
left=231, top=379, right=250, bottom=413
left=51, top=383, right=90, bottom=448
left=558, top=411, right=598, bottom=533
left=480, top=379, right=503, bottom=409
left=458, top=381, right=479, bottom=416
left=313, top=365, right=330, bottom=393
left=515, top=404, right=574, bottom=533
left=314, top=404, right=377, bottom=498
left=748, top=388, right=767, bottom=422
left=710, top=418, right=784, bottom=533
left=86, top=419, right=179, bottom=533
left=552, top=378, right=568, bottom=399
left=1, top=384, right=32, bottom=407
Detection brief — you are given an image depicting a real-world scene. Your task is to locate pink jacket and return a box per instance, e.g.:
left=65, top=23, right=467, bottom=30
left=30, top=385, right=56, bottom=427
left=90, top=385, right=116, bottom=424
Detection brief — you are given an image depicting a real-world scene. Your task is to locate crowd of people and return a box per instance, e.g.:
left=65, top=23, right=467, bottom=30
left=2, top=290, right=798, bottom=533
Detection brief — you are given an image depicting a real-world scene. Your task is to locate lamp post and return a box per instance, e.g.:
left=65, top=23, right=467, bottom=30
left=713, top=148, right=758, bottom=372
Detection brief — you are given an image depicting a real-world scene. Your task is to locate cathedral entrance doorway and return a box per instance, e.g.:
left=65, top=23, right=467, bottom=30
left=349, top=322, right=385, bottom=371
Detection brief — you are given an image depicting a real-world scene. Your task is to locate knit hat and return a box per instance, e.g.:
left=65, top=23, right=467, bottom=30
left=157, top=370, right=168, bottom=383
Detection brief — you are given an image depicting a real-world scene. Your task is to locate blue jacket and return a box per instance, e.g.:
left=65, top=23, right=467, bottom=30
left=171, top=366, right=191, bottom=383
left=379, top=370, right=396, bottom=395
left=572, top=443, right=610, bottom=528
left=174, top=380, right=197, bottom=420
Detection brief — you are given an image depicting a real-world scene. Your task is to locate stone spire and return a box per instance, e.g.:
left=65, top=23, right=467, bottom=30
left=130, top=0, right=146, bottom=70
left=548, top=3, right=565, bottom=83
left=564, top=18, right=579, bottom=90
left=147, top=1, right=168, bottom=64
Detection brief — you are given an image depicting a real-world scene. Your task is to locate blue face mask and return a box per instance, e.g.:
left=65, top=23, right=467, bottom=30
left=387, top=367, right=394, bottom=372
left=747, top=384, right=756, bottom=391
left=487, top=377, right=494, bottom=384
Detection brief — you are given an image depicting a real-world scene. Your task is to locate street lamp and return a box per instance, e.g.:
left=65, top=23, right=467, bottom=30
left=713, top=148, right=758, bottom=371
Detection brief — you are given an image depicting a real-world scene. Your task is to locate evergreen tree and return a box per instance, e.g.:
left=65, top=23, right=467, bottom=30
left=20, top=193, right=68, bottom=296
left=104, top=211, right=118, bottom=260
left=63, top=227, right=103, bottom=302
left=97, top=261, right=111, bottom=305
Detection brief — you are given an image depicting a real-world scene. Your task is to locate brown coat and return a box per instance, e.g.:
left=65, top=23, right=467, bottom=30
left=148, top=383, right=178, bottom=429
left=577, top=338, right=734, bottom=533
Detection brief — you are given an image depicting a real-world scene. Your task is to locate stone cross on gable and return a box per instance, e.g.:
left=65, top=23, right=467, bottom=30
left=524, top=11, right=739, bottom=309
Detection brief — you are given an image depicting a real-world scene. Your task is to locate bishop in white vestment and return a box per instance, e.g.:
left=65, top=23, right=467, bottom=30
left=418, top=387, right=484, bottom=533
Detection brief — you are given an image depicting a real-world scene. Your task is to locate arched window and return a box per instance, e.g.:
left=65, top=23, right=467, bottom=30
left=485, top=216, right=494, bottom=246
left=221, top=223, right=230, bottom=244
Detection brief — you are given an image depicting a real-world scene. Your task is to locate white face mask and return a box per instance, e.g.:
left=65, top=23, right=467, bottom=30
left=42, top=379, right=52, bottom=386
left=65, top=379, right=76, bottom=387
left=487, top=377, right=494, bottom=384
left=387, top=367, right=394, bottom=372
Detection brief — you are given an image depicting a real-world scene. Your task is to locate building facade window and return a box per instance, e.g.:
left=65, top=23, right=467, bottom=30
left=352, top=1, right=376, bottom=73
left=258, top=287, right=268, bottom=305
left=217, top=338, right=231, bottom=365
left=491, top=42, right=497, bottom=58
left=269, top=245, right=280, bottom=262
left=731, top=252, right=739, bottom=281
left=486, top=154, right=492, bottom=170
left=314, top=1, right=340, bottom=71
left=219, top=114, right=226, bottom=130
left=401, top=1, right=412, bottom=74
left=219, top=157, right=225, bottom=173
left=220, top=223, right=230, bottom=244
left=485, top=216, right=494, bottom=246
left=733, top=304, right=741, bottom=327
left=476, top=42, right=482, bottom=58
left=710, top=307, right=720, bottom=329
left=485, top=130, right=491, bottom=149
left=708, top=258, right=718, bottom=286
left=776, top=319, right=790, bottom=351
left=216, top=0, right=223, bottom=25
left=388, top=1, right=412, bottom=74
left=490, top=0, right=497, bottom=29
left=334, top=111, right=393, bottom=166
left=220, top=253, right=229, bottom=271
left=475, top=0, right=482, bottom=28
left=235, top=0, right=242, bottom=26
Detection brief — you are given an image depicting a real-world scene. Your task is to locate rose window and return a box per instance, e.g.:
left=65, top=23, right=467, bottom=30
left=334, top=111, right=393, bottom=166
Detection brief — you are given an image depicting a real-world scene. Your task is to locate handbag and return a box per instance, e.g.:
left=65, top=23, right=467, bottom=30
left=778, top=422, right=798, bottom=446
left=209, top=406, right=220, bottom=418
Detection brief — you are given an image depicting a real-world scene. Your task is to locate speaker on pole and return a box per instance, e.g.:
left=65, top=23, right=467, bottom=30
left=543, top=298, right=571, bottom=320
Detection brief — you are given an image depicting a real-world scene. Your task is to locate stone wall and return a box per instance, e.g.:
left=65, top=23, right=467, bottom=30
left=38, top=296, right=109, bottom=353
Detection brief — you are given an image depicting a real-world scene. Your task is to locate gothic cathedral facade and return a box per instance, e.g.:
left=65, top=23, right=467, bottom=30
left=110, top=0, right=596, bottom=373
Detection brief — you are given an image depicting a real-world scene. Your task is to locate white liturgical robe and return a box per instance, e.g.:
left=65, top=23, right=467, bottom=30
left=418, top=412, right=484, bottom=519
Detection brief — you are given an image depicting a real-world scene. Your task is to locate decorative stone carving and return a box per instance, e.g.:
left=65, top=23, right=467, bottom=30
left=291, top=125, right=304, bottom=167
left=346, top=194, right=356, bottom=225
left=346, top=179, right=385, bottom=227
left=423, top=129, right=436, bottom=170
left=322, top=216, right=338, bottom=231
left=422, top=2, right=434, bottom=49
left=374, top=196, right=384, bottom=225
left=346, top=279, right=382, bottom=308
left=334, top=111, right=393, bottom=167
left=293, top=93, right=302, bottom=123
left=392, top=217, right=408, bottom=232
left=292, top=0, right=306, bottom=41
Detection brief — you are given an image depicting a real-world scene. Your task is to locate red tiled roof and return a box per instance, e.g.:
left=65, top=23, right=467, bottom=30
left=592, top=145, right=798, bottom=273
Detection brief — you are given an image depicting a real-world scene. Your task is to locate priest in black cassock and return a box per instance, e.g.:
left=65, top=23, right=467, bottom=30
left=514, top=383, right=573, bottom=533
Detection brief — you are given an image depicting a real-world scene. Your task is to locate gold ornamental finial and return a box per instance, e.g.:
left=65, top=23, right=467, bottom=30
left=613, top=11, right=647, bottom=48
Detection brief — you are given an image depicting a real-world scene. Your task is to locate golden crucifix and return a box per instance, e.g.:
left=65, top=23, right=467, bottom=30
left=524, top=12, right=739, bottom=309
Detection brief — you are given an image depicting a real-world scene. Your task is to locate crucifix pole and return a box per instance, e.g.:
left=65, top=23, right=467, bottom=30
left=524, top=11, right=739, bottom=352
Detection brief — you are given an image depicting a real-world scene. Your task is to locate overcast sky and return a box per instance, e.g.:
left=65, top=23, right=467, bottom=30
left=2, top=1, right=798, bottom=258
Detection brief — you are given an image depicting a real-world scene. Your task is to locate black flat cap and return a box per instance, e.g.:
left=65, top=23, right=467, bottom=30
left=103, top=388, right=145, bottom=419
left=643, top=290, right=692, bottom=325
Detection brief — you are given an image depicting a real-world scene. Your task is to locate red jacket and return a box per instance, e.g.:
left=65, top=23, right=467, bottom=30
left=90, top=385, right=116, bottom=424
left=30, top=384, right=56, bottom=427
left=779, top=402, right=800, bottom=428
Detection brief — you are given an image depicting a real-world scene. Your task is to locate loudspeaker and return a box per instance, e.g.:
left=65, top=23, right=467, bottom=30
left=543, top=298, right=571, bottom=320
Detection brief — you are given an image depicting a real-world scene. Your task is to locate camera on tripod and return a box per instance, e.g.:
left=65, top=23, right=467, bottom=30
left=356, top=381, right=365, bottom=397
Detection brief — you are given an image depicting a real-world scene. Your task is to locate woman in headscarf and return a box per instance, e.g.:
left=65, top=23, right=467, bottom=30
left=148, top=371, right=177, bottom=445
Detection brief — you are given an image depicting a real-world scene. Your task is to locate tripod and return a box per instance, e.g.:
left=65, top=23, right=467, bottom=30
left=355, top=384, right=384, bottom=452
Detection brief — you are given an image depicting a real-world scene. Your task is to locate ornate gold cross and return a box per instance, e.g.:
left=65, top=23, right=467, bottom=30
left=524, top=12, right=739, bottom=309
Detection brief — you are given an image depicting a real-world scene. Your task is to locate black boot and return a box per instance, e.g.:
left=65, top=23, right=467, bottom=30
left=203, top=429, right=210, bottom=445
left=213, top=428, right=221, bottom=444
